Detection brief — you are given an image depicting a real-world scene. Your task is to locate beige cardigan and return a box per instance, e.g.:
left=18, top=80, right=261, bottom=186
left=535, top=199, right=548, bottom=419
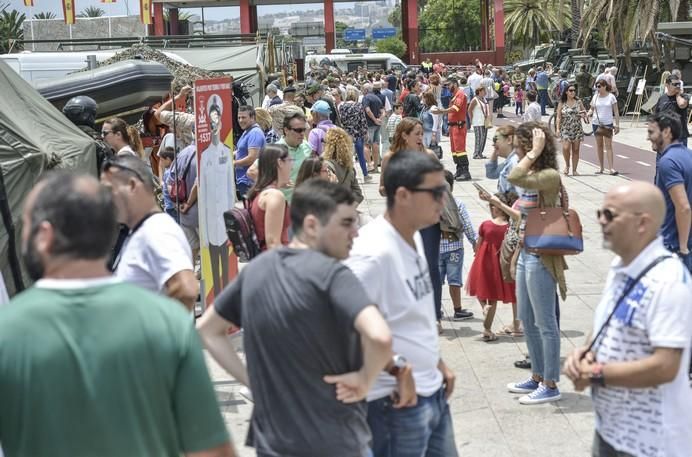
left=508, top=166, right=569, bottom=300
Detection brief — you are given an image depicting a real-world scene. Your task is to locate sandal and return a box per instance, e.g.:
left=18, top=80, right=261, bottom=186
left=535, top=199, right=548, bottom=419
left=563, top=168, right=569, bottom=176
left=609, top=170, right=619, bottom=176
left=482, top=331, right=498, bottom=342
left=595, top=170, right=604, bottom=175
left=499, top=324, right=524, bottom=337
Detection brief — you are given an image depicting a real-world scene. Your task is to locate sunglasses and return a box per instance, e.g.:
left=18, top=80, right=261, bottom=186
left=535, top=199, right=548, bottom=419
left=596, top=208, right=643, bottom=222
left=101, top=157, right=146, bottom=183
left=289, top=127, right=306, bottom=134
left=101, top=130, right=114, bottom=137
left=567, top=89, right=576, bottom=92
left=407, top=185, right=447, bottom=201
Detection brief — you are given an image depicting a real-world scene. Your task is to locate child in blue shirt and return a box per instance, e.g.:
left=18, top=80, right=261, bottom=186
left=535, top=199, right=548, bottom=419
left=159, top=147, right=177, bottom=221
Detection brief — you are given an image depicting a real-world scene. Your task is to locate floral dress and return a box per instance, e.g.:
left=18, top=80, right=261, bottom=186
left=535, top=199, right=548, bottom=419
left=338, top=101, right=368, bottom=141
left=559, top=102, right=584, bottom=141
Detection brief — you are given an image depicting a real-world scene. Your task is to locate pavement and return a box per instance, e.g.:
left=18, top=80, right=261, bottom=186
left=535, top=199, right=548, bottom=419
left=205, top=108, right=659, bottom=457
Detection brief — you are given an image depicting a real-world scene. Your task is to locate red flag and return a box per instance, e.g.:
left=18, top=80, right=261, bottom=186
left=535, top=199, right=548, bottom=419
left=62, top=0, right=75, bottom=24
left=23, top=0, right=34, bottom=6
left=140, top=0, right=152, bottom=24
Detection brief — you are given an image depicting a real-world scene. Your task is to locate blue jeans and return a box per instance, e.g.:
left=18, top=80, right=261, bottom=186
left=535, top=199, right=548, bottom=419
left=423, top=130, right=433, bottom=148
left=516, top=250, right=561, bottom=382
left=354, top=137, right=368, bottom=176
left=165, top=207, right=178, bottom=222
left=538, top=89, right=548, bottom=115
left=421, top=224, right=442, bottom=320
left=368, top=387, right=458, bottom=457
left=442, top=113, right=449, bottom=135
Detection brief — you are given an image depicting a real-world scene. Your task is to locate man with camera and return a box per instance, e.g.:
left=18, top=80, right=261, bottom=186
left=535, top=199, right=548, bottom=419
left=655, top=74, right=690, bottom=146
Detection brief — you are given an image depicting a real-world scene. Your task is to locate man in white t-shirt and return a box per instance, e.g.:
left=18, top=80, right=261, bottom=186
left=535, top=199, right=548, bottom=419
left=101, top=155, right=199, bottom=311
left=345, top=150, right=458, bottom=457
left=564, top=181, right=692, bottom=457
left=467, top=66, right=483, bottom=93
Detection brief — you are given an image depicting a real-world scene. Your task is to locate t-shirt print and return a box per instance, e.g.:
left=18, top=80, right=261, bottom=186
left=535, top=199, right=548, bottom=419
left=406, top=257, right=433, bottom=301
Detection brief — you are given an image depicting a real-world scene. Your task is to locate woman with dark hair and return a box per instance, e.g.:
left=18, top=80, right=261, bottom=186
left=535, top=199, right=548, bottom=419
left=294, top=156, right=334, bottom=188
left=587, top=80, right=620, bottom=175
left=420, top=91, right=441, bottom=149
left=102, top=117, right=136, bottom=157
left=247, top=144, right=292, bottom=251
left=555, top=84, right=586, bottom=175
left=506, top=121, right=568, bottom=405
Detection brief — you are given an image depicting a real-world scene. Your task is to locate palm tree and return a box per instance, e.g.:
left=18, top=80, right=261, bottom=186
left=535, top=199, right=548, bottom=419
left=78, top=6, right=106, bottom=18
left=0, top=6, right=25, bottom=54
left=570, top=0, right=582, bottom=47
left=580, top=0, right=661, bottom=62
left=33, top=11, right=57, bottom=20
left=504, top=0, right=566, bottom=50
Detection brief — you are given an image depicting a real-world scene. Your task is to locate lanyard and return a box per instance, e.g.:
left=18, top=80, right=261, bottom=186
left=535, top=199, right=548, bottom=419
left=110, top=212, right=159, bottom=272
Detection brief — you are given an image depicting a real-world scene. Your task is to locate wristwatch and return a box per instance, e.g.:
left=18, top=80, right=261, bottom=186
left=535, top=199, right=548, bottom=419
left=589, top=363, right=606, bottom=387
left=526, top=151, right=538, bottom=161
left=386, top=354, right=407, bottom=377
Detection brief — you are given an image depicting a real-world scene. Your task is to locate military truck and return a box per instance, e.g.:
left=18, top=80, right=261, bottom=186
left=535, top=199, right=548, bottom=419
left=514, top=41, right=571, bottom=72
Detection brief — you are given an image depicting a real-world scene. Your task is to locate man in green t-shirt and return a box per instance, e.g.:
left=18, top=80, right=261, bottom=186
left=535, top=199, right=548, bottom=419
left=0, top=172, right=235, bottom=457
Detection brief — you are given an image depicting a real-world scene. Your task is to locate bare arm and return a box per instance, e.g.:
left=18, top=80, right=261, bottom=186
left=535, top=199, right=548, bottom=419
left=246, top=160, right=259, bottom=182
left=555, top=102, right=562, bottom=131
left=155, top=86, right=192, bottom=122
left=613, top=100, right=620, bottom=133
left=165, top=270, right=199, bottom=311
left=186, top=442, right=237, bottom=457
left=379, top=151, right=393, bottom=196
left=262, top=190, right=287, bottom=249
left=677, top=94, right=689, bottom=109
left=669, top=184, right=692, bottom=253
left=234, top=147, right=260, bottom=168
left=196, top=306, right=250, bottom=387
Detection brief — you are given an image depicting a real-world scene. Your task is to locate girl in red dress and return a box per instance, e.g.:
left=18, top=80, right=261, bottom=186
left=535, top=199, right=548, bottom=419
left=467, top=192, right=518, bottom=341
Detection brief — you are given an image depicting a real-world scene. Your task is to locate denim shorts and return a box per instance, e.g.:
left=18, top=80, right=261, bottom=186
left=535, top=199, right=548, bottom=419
left=367, top=125, right=381, bottom=143
left=593, top=123, right=614, bottom=136
left=439, top=249, right=463, bottom=286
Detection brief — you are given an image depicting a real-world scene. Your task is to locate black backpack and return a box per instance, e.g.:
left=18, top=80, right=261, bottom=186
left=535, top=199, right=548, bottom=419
left=404, top=94, right=421, bottom=118
left=223, top=206, right=261, bottom=263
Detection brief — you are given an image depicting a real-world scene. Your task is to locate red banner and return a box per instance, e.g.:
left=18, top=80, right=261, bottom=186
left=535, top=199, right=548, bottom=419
left=193, top=78, right=237, bottom=305
left=62, top=0, right=75, bottom=24
left=140, top=0, right=152, bottom=24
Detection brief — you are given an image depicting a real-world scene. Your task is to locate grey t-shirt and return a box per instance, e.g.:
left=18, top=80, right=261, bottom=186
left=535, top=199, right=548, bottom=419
left=215, top=248, right=372, bottom=457
left=170, top=144, right=198, bottom=228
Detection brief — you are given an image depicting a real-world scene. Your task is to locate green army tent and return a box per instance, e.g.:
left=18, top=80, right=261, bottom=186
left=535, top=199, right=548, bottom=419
left=0, top=58, right=96, bottom=297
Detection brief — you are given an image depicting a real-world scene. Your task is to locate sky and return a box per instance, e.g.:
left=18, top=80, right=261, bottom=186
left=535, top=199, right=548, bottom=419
left=8, top=1, right=359, bottom=20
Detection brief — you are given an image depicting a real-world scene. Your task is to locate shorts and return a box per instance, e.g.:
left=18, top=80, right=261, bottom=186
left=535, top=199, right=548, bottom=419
left=367, top=125, right=381, bottom=144
left=439, top=249, right=463, bottom=287
left=181, top=224, right=200, bottom=251
left=593, top=123, right=614, bottom=137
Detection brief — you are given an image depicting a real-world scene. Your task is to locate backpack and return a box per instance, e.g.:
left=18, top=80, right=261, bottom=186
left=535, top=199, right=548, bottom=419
left=168, top=152, right=195, bottom=203
left=223, top=206, right=261, bottom=263
left=439, top=188, right=462, bottom=234
left=555, top=79, right=569, bottom=99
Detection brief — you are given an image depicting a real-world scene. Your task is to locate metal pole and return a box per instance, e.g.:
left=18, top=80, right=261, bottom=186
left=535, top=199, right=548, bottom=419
left=29, top=7, right=35, bottom=51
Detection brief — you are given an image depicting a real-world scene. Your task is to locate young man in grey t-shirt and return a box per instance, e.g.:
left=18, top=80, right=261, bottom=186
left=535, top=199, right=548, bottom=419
left=197, top=180, right=396, bottom=457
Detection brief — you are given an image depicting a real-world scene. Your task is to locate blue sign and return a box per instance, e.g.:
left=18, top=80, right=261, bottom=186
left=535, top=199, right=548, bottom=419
left=344, top=28, right=366, bottom=41
left=372, top=28, right=397, bottom=40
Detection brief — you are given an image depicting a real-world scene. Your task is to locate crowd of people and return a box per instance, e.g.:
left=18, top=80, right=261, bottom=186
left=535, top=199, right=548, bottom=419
left=0, top=58, right=690, bottom=457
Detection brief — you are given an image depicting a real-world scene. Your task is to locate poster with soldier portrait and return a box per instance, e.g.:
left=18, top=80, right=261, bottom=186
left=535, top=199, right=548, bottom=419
left=194, top=77, right=237, bottom=305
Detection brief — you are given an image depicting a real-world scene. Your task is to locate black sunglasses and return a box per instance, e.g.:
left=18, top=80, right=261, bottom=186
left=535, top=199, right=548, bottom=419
left=407, top=185, right=447, bottom=201
left=101, top=130, right=114, bottom=137
left=567, top=88, right=576, bottom=92
left=289, top=127, right=306, bottom=134
left=597, top=208, right=643, bottom=222
left=101, top=157, right=146, bottom=183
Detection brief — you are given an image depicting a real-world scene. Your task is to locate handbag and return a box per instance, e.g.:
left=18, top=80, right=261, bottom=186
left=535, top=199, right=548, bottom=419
left=593, top=96, right=614, bottom=138
left=430, top=142, right=443, bottom=159
left=524, top=182, right=583, bottom=256
left=482, top=100, right=493, bottom=129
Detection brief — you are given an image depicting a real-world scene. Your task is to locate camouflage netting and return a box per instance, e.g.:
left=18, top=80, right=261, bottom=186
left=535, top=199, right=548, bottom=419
left=85, top=44, right=225, bottom=92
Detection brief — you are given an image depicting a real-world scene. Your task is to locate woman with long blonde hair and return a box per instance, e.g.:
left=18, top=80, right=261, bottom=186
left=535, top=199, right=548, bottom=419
left=322, top=127, right=363, bottom=203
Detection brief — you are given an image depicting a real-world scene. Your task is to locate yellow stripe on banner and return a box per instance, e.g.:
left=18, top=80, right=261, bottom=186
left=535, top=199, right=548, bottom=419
left=63, top=0, right=75, bottom=24
left=140, top=0, right=152, bottom=24
left=101, top=0, right=117, bottom=3
left=23, top=0, right=34, bottom=7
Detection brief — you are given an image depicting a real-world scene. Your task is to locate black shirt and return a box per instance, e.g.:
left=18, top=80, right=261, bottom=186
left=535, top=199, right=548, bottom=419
left=215, top=248, right=372, bottom=457
left=656, top=93, right=690, bottom=139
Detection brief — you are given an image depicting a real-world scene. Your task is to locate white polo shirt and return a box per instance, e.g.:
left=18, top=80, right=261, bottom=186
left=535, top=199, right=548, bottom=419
left=591, top=236, right=692, bottom=457
left=345, top=215, right=443, bottom=401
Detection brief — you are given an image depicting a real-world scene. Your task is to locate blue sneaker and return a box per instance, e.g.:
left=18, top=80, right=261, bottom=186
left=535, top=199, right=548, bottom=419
left=519, top=383, right=561, bottom=404
left=507, top=377, right=540, bottom=394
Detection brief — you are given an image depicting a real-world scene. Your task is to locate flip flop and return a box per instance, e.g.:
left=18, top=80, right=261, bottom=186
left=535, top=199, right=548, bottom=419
left=610, top=170, right=619, bottom=176
left=499, top=325, right=524, bottom=337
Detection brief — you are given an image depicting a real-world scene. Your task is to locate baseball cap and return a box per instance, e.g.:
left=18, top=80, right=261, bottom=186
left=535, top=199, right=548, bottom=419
left=283, top=86, right=296, bottom=94
left=311, top=100, right=331, bottom=115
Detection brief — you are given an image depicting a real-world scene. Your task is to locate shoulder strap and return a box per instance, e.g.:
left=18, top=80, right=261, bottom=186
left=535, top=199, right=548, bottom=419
left=181, top=152, right=195, bottom=180
left=583, top=255, right=673, bottom=358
